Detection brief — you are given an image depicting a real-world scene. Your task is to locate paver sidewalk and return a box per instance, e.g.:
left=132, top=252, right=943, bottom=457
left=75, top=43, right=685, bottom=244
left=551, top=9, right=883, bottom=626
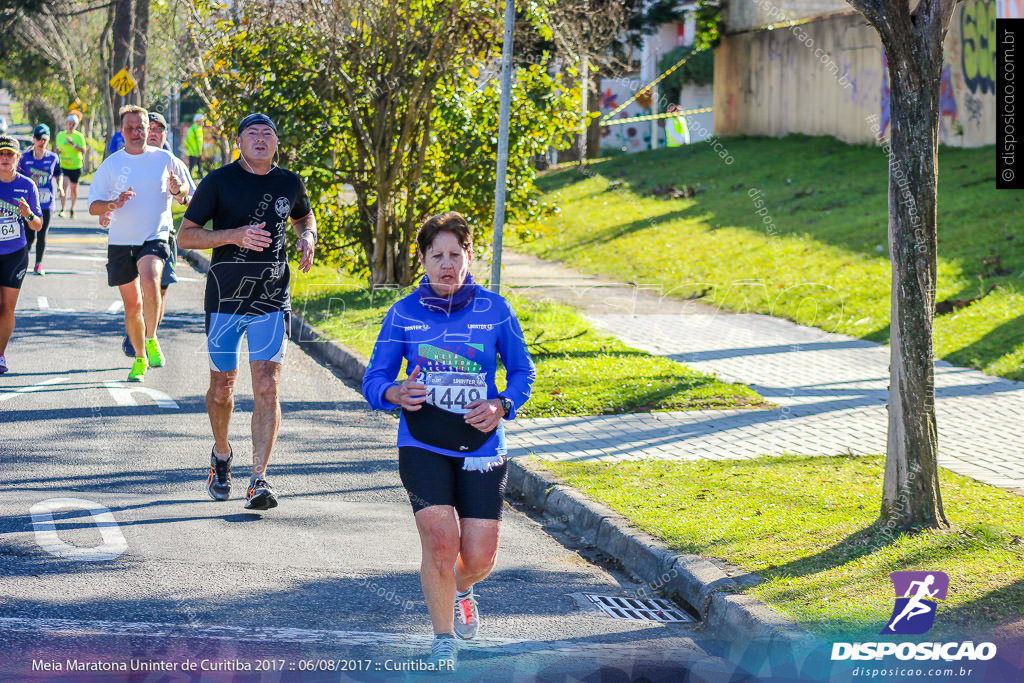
left=498, top=251, right=1024, bottom=494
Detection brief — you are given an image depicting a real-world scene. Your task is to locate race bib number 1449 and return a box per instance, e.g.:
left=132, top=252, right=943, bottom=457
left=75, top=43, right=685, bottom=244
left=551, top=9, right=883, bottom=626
left=424, top=371, right=487, bottom=415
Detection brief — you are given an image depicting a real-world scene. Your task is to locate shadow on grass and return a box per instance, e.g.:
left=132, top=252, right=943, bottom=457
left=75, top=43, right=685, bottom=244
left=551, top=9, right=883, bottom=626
left=758, top=521, right=904, bottom=581
left=940, top=576, right=1024, bottom=637
left=944, top=313, right=1024, bottom=381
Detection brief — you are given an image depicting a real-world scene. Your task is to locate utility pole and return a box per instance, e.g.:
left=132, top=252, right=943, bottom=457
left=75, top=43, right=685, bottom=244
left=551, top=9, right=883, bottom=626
left=489, top=0, right=515, bottom=294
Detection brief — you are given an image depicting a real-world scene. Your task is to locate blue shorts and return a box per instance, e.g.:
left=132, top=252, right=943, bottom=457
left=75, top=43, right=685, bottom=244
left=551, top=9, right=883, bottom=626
left=205, top=311, right=289, bottom=372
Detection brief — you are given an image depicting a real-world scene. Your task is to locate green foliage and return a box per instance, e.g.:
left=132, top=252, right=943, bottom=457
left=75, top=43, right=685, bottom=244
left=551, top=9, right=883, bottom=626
left=547, top=455, right=1024, bottom=638
left=422, top=62, right=582, bottom=251
left=198, top=6, right=581, bottom=282
left=657, top=45, right=715, bottom=106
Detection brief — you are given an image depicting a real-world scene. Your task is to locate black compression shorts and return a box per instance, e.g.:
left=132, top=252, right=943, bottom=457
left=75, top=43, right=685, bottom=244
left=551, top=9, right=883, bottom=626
left=398, top=446, right=508, bottom=521
left=0, top=247, right=28, bottom=289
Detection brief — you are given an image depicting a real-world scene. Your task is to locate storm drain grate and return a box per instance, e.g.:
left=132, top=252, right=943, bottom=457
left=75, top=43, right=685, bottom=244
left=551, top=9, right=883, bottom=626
left=583, top=594, right=695, bottom=623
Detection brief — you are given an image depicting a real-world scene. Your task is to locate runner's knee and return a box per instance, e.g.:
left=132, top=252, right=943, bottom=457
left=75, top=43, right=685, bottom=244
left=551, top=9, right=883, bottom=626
left=208, top=374, right=236, bottom=405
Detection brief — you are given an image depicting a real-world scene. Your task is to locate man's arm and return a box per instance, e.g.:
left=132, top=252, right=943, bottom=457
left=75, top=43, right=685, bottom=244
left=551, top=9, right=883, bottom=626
left=89, top=188, right=135, bottom=216
left=291, top=212, right=316, bottom=273
left=177, top=218, right=271, bottom=251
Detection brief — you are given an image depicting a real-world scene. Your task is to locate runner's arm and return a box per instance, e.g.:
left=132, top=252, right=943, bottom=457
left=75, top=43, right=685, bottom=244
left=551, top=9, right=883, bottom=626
left=177, top=218, right=271, bottom=251
left=290, top=212, right=316, bottom=272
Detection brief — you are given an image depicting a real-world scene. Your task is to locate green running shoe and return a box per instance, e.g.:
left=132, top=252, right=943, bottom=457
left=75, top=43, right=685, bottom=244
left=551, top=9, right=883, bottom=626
left=127, top=357, right=148, bottom=382
left=145, top=337, right=165, bottom=367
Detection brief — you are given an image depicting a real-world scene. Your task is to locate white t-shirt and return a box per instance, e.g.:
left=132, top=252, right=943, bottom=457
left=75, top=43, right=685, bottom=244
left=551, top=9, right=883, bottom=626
left=88, top=147, right=196, bottom=245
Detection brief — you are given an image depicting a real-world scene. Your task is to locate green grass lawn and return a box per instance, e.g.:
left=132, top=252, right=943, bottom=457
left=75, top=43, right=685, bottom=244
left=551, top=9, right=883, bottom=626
left=514, top=136, right=1024, bottom=380
left=545, top=455, right=1024, bottom=640
left=291, top=266, right=767, bottom=417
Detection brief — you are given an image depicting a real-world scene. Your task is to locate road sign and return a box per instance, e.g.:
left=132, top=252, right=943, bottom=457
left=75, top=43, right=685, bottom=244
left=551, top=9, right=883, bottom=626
left=109, top=68, right=137, bottom=97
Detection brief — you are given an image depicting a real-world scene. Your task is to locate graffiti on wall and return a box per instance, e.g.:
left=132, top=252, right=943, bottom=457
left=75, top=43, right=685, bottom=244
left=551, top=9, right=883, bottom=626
left=962, top=0, right=997, bottom=94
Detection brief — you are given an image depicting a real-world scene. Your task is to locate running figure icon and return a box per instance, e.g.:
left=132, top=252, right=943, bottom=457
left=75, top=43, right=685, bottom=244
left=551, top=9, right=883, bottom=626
left=882, top=571, right=949, bottom=635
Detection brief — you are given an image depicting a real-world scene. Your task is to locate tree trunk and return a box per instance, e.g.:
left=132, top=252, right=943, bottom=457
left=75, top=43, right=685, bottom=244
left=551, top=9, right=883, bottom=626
left=131, top=0, right=150, bottom=104
left=110, top=0, right=134, bottom=124
left=878, top=36, right=949, bottom=530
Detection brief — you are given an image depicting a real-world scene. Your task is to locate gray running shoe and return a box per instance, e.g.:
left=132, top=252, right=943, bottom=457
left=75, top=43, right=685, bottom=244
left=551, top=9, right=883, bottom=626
left=427, top=634, right=457, bottom=671
left=453, top=590, right=479, bottom=639
left=207, top=449, right=232, bottom=501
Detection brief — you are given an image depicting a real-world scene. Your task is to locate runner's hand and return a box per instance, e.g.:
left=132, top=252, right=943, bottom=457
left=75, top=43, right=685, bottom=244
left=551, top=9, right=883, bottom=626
left=297, top=232, right=315, bottom=273
left=464, top=398, right=502, bottom=432
left=17, top=197, right=32, bottom=218
left=385, top=365, right=427, bottom=411
left=234, top=222, right=271, bottom=251
left=58, top=185, right=66, bottom=199
left=99, top=212, right=111, bottom=228
left=110, top=187, right=135, bottom=210
left=167, top=170, right=182, bottom=197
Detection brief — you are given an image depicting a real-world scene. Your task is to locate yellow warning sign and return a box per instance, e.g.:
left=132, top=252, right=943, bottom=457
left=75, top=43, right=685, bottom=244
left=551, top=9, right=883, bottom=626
left=109, top=68, right=137, bottom=97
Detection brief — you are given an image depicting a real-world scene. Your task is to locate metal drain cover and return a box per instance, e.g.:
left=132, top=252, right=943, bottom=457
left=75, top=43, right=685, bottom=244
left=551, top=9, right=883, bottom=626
left=582, top=594, right=695, bottom=623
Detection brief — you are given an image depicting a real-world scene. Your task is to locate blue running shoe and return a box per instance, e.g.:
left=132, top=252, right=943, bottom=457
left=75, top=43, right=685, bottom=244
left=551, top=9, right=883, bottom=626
left=122, top=335, right=135, bottom=358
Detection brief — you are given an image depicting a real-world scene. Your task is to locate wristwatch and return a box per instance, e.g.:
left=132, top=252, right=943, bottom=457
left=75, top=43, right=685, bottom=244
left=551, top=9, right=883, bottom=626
left=301, top=229, right=317, bottom=244
left=499, top=397, right=513, bottom=417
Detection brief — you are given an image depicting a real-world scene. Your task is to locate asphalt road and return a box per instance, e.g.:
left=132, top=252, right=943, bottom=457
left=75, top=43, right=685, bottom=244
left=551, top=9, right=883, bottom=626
left=0, top=198, right=753, bottom=683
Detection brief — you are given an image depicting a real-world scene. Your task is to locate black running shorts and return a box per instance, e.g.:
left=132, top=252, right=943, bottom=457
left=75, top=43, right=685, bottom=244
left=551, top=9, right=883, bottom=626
left=61, top=167, right=82, bottom=184
left=398, top=446, right=508, bottom=521
left=0, top=247, right=28, bottom=289
left=107, top=239, right=170, bottom=287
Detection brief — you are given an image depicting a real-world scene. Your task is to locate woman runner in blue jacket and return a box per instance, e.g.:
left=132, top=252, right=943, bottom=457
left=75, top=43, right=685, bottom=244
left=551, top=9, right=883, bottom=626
left=362, top=212, right=535, bottom=670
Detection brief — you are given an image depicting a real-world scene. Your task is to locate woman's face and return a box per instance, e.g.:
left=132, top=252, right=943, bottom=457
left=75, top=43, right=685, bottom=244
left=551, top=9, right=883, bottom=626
left=420, top=230, right=471, bottom=296
left=0, top=149, right=18, bottom=174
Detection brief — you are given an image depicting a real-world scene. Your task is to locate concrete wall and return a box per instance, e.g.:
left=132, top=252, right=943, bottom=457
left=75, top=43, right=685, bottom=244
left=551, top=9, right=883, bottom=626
left=714, top=0, right=998, bottom=147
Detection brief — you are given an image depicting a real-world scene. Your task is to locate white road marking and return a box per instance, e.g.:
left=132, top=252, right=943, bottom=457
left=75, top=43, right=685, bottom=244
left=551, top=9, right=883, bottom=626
left=0, top=617, right=702, bottom=658
left=37, top=296, right=49, bottom=309
left=0, top=377, right=69, bottom=402
left=18, top=310, right=203, bottom=323
left=106, top=301, right=124, bottom=314
left=29, top=499, right=128, bottom=562
left=104, top=382, right=179, bottom=409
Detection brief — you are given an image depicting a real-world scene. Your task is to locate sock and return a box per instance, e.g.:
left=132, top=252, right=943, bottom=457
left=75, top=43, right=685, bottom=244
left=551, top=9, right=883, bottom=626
left=456, top=587, right=473, bottom=599
left=213, top=447, right=231, bottom=461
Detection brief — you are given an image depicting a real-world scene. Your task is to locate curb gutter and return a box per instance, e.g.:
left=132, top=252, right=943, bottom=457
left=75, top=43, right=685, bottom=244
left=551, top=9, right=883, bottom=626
left=181, top=249, right=824, bottom=676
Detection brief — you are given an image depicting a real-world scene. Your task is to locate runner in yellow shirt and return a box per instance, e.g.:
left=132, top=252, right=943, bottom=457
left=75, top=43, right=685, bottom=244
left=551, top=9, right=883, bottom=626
left=56, top=114, right=87, bottom=218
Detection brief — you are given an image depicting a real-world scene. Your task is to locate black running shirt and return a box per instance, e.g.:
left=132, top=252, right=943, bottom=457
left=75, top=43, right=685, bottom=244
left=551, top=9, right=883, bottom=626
left=184, top=161, right=311, bottom=316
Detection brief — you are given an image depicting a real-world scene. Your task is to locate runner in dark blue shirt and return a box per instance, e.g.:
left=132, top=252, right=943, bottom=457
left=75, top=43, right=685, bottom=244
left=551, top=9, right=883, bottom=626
left=18, top=124, right=63, bottom=275
left=0, top=135, right=43, bottom=374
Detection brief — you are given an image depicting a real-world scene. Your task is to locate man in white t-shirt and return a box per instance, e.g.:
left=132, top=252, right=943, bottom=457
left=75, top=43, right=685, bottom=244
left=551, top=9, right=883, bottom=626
left=89, top=105, right=196, bottom=382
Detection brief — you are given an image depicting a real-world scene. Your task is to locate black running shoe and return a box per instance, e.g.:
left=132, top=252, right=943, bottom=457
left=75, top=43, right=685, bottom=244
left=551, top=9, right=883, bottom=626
left=122, top=334, right=135, bottom=358
left=245, top=477, right=278, bottom=510
left=207, top=449, right=232, bottom=501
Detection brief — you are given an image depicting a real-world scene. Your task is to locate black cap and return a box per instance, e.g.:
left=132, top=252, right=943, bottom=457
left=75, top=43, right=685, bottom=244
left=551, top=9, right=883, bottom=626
left=148, top=112, right=167, bottom=128
left=236, top=113, right=277, bottom=136
left=0, top=135, right=19, bottom=154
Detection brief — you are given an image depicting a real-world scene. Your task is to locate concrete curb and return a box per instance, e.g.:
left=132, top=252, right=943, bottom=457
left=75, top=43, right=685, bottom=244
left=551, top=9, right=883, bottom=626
left=180, top=251, right=824, bottom=676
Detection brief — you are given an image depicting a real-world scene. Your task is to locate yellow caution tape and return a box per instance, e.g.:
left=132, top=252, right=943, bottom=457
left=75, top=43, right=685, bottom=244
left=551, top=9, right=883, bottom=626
left=601, top=107, right=713, bottom=126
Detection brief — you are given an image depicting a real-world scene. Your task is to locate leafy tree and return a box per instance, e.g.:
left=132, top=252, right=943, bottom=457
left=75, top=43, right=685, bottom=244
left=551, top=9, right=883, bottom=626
left=846, top=0, right=957, bottom=530
left=191, top=1, right=581, bottom=284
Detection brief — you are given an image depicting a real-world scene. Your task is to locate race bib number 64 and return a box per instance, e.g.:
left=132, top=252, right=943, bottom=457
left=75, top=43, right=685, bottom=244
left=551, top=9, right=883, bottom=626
left=0, top=216, right=20, bottom=242
left=424, top=371, right=487, bottom=415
